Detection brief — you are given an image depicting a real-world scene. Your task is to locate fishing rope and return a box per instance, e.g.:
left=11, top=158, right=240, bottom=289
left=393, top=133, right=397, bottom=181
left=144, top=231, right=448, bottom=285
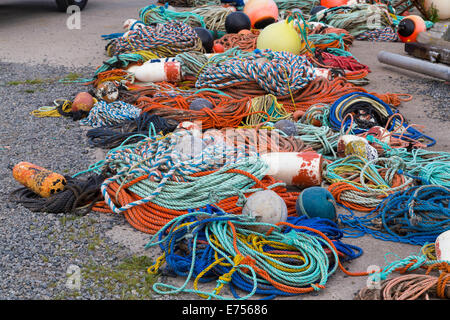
left=214, top=30, right=260, bottom=52
left=145, top=205, right=367, bottom=300
left=10, top=173, right=107, bottom=215
left=106, top=21, right=203, bottom=57
left=86, top=130, right=299, bottom=234
left=325, top=155, right=413, bottom=211
left=196, top=49, right=316, bottom=96
left=329, top=92, right=434, bottom=147
left=339, top=185, right=450, bottom=246
left=86, top=113, right=178, bottom=149
left=79, top=100, right=142, bottom=128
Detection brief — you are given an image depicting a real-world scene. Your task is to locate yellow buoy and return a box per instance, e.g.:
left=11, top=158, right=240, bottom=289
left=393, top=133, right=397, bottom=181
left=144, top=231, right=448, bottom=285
left=256, top=20, right=303, bottom=55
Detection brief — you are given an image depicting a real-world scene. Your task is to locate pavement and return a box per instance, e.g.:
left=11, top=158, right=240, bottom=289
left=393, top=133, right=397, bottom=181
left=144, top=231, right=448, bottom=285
left=0, top=0, right=448, bottom=300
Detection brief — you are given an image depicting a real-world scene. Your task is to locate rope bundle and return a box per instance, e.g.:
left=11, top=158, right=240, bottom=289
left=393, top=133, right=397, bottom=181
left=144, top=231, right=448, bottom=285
left=145, top=205, right=367, bottom=299
left=89, top=130, right=299, bottom=234
left=356, top=254, right=449, bottom=300
left=86, top=113, right=178, bottom=149
left=214, top=30, right=260, bottom=52
left=325, top=155, right=413, bottom=211
left=139, top=5, right=233, bottom=32
left=310, top=4, right=394, bottom=37
left=329, top=92, right=434, bottom=147
left=196, top=49, right=316, bottom=96
left=340, top=185, right=450, bottom=245
left=80, top=100, right=141, bottom=128
left=106, top=21, right=203, bottom=57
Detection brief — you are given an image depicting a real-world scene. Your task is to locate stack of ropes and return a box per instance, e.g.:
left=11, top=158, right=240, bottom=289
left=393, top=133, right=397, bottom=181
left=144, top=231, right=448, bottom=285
left=309, top=4, right=394, bottom=38
left=214, top=128, right=310, bottom=154
left=355, top=253, right=449, bottom=300
left=139, top=4, right=233, bottom=32
left=195, top=49, right=317, bottom=96
left=10, top=173, right=107, bottom=215
left=325, top=155, right=413, bottom=212
left=145, top=205, right=368, bottom=299
left=383, top=148, right=450, bottom=187
left=79, top=100, right=142, bottom=128
left=86, top=113, right=178, bottom=149
left=137, top=92, right=256, bottom=130
left=159, top=0, right=221, bottom=7
left=340, top=185, right=450, bottom=246
left=214, top=30, right=260, bottom=52
left=328, top=92, right=434, bottom=147
left=106, top=21, right=204, bottom=57
left=89, top=130, right=299, bottom=234
left=274, top=0, right=320, bottom=14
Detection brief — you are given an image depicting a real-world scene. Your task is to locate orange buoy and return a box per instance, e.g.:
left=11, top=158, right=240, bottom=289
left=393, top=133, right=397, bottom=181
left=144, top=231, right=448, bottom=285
left=320, top=0, right=348, bottom=8
left=260, top=151, right=323, bottom=187
left=72, top=92, right=95, bottom=112
left=12, top=162, right=67, bottom=198
left=243, top=0, right=279, bottom=29
left=397, top=15, right=426, bottom=43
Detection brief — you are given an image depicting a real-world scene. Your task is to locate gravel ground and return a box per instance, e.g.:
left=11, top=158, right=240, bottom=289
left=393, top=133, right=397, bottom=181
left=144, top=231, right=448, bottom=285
left=0, top=62, right=159, bottom=300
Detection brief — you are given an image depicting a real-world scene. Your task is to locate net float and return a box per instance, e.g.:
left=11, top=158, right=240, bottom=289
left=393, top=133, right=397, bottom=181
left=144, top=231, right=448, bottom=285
left=243, top=190, right=287, bottom=233
left=435, top=230, right=450, bottom=262
left=337, top=135, right=378, bottom=161
left=257, top=20, right=303, bottom=55
left=260, top=151, right=323, bottom=187
left=72, top=92, right=95, bottom=112
left=296, top=186, right=337, bottom=221
left=12, top=162, right=67, bottom=198
left=127, top=58, right=182, bottom=83
left=95, top=81, right=119, bottom=103
left=244, top=0, right=279, bottom=29
left=320, top=0, right=348, bottom=8
left=397, top=15, right=426, bottom=43
left=225, top=11, right=251, bottom=34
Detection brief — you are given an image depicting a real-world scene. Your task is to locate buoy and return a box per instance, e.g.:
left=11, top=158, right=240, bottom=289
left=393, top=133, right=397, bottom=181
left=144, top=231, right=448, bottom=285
left=310, top=5, right=327, bottom=15
left=213, top=43, right=225, bottom=53
left=243, top=190, right=287, bottom=232
left=435, top=230, right=450, bottom=261
left=337, top=135, right=378, bottom=161
left=244, top=0, right=279, bottom=29
left=225, top=11, right=251, bottom=34
left=12, top=162, right=67, bottom=198
left=130, top=58, right=182, bottom=83
left=189, top=98, right=214, bottom=111
left=95, top=81, right=119, bottom=103
left=193, top=27, right=214, bottom=53
left=424, top=0, right=450, bottom=20
left=256, top=20, right=303, bottom=55
left=320, top=0, right=348, bottom=8
left=274, top=119, right=297, bottom=136
left=72, top=92, right=95, bottom=112
left=296, top=187, right=337, bottom=221
left=397, top=15, right=426, bottom=43
left=260, top=151, right=323, bottom=187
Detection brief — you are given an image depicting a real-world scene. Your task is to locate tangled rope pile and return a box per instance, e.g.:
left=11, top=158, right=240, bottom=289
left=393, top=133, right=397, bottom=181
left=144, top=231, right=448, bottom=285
left=106, top=21, right=203, bottom=57
left=145, top=205, right=367, bottom=299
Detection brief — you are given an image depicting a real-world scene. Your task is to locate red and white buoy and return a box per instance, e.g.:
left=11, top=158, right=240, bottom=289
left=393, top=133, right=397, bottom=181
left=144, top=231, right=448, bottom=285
left=260, top=151, right=323, bottom=187
left=127, top=58, right=182, bottom=83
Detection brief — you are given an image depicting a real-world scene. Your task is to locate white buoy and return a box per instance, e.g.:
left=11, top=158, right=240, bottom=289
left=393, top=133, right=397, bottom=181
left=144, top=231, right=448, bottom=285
left=260, top=151, right=323, bottom=187
left=424, top=0, right=450, bottom=20
left=435, top=230, right=450, bottom=262
left=242, top=190, right=287, bottom=233
left=128, top=58, right=182, bottom=83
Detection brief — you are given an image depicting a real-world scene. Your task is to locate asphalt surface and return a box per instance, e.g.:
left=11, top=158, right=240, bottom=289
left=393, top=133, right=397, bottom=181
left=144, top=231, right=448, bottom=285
left=0, top=0, right=449, bottom=301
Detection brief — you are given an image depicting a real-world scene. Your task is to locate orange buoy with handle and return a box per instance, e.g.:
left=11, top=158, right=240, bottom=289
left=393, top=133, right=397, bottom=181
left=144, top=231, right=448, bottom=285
left=243, top=0, right=279, bottom=29
left=397, top=15, right=426, bottom=43
left=12, top=162, right=67, bottom=198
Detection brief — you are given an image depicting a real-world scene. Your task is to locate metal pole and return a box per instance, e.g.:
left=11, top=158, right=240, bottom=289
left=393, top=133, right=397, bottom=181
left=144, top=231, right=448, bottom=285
left=377, top=50, right=450, bottom=81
